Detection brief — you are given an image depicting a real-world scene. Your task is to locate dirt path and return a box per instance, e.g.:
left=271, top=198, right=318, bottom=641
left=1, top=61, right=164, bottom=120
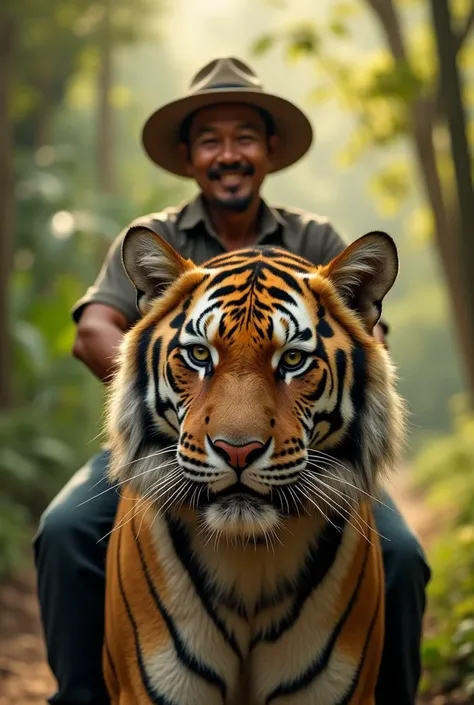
left=0, top=467, right=443, bottom=704
left=0, top=571, right=54, bottom=704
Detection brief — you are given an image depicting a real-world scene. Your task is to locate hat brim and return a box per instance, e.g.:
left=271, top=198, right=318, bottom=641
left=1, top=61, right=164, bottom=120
left=142, top=88, right=314, bottom=177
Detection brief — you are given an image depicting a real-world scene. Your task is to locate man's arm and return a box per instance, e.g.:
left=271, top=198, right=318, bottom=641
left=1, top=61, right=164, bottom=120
left=73, top=303, right=129, bottom=383
left=71, top=223, right=146, bottom=382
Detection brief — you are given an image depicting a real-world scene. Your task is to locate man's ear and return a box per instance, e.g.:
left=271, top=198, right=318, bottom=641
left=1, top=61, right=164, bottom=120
left=323, top=231, right=398, bottom=332
left=122, top=226, right=194, bottom=315
left=267, top=134, right=278, bottom=169
left=178, top=143, right=194, bottom=177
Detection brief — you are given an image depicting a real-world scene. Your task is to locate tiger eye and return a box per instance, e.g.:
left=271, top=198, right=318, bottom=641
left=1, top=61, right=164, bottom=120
left=191, top=345, right=210, bottom=362
left=282, top=349, right=303, bottom=367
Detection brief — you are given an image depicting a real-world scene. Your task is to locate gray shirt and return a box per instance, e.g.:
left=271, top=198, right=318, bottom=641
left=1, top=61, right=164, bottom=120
left=72, top=195, right=347, bottom=325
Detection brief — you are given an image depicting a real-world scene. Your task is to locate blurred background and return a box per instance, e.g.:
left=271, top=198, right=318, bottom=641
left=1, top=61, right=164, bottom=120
left=0, top=0, right=473, bottom=702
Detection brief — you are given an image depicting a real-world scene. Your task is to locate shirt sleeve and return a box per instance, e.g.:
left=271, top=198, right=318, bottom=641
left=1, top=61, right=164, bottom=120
left=303, top=219, right=348, bottom=266
left=71, top=230, right=140, bottom=325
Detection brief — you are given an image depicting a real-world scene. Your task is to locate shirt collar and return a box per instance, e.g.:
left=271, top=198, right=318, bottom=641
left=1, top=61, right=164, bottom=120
left=178, top=194, right=285, bottom=243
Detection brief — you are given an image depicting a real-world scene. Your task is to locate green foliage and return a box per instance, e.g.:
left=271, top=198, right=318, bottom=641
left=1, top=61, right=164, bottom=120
left=1, top=0, right=185, bottom=575
left=252, top=0, right=473, bottom=208
left=413, top=407, right=474, bottom=699
left=8, top=0, right=161, bottom=150
left=0, top=500, right=30, bottom=578
left=385, top=281, right=462, bottom=455
left=0, top=412, right=75, bottom=577
left=1, top=131, right=186, bottom=575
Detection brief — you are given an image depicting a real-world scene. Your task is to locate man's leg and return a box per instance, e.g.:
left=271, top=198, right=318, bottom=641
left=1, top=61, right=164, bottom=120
left=33, top=449, right=118, bottom=705
left=374, top=490, right=431, bottom=705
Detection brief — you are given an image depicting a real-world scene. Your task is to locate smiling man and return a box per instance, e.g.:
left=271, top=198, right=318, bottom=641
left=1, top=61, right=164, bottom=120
left=33, top=57, right=430, bottom=705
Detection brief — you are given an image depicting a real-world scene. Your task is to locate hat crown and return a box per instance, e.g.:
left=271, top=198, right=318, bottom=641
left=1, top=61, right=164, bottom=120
left=189, top=57, right=263, bottom=94
left=142, top=56, right=313, bottom=176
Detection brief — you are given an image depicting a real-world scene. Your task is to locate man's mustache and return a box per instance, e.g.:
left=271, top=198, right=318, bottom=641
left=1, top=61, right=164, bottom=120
left=207, top=163, right=255, bottom=180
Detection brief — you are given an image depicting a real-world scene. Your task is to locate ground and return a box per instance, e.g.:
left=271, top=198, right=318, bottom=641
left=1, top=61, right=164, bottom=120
left=0, top=468, right=461, bottom=704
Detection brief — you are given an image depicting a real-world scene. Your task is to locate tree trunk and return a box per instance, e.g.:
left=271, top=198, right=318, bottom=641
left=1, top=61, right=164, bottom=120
left=97, top=0, right=115, bottom=194
left=0, top=14, right=15, bottom=410
left=429, top=0, right=474, bottom=403
left=364, top=0, right=474, bottom=407
left=410, top=102, right=474, bottom=402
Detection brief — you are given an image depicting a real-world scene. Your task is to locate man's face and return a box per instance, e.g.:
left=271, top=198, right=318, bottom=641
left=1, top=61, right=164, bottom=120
left=182, top=103, right=277, bottom=213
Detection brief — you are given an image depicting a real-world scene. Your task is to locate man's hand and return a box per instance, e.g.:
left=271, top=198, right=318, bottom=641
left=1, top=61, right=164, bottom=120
left=73, top=303, right=130, bottom=383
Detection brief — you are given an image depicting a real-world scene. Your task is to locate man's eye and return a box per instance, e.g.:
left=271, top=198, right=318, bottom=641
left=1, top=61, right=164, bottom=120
left=188, top=345, right=211, bottom=365
left=280, top=349, right=306, bottom=371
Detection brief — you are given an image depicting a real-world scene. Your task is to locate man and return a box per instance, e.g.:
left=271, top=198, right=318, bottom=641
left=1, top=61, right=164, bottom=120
left=34, top=57, right=430, bottom=705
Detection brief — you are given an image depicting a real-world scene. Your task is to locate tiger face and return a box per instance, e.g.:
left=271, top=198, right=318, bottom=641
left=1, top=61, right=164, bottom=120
left=107, top=228, right=404, bottom=540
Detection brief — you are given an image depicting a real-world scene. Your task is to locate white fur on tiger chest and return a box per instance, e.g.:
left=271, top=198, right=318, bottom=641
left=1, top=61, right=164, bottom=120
left=141, top=513, right=361, bottom=704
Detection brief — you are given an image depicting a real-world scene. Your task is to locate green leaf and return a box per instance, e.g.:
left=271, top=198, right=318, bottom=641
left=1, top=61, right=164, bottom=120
left=252, top=34, right=276, bottom=56
left=329, top=20, right=349, bottom=37
left=286, top=25, right=320, bottom=59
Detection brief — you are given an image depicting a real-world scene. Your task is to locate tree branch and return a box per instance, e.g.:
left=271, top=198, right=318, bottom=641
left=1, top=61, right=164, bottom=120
left=363, top=0, right=407, bottom=61
left=454, top=5, right=474, bottom=54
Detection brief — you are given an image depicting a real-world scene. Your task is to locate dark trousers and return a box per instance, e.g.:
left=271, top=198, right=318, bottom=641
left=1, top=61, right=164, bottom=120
left=33, top=449, right=431, bottom=705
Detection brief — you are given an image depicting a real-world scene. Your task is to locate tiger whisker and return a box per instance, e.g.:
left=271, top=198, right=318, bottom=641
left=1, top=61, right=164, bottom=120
left=87, top=445, right=179, bottom=492
left=305, top=451, right=398, bottom=513
left=294, top=484, right=343, bottom=536
left=133, top=473, right=188, bottom=537
left=135, top=502, right=152, bottom=539
left=304, top=459, right=393, bottom=509
left=302, top=471, right=391, bottom=541
left=86, top=429, right=107, bottom=446
left=169, top=479, right=194, bottom=512
left=106, top=471, right=183, bottom=541
left=201, top=526, right=221, bottom=550
left=188, top=484, right=200, bottom=510
left=252, top=526, right=258, bottom=552
left=153, top=478, right=193, bottom=521
left=149, top=479, right=193, bottom=532
left=287, top=484, right=310, bottom=517
left=256, top=520, right=275, bottom=553
left=268, top=521, right=285, bottom=549
left=108, top=468, right=182, bottom=528
left=276, top=486, right=291, bottom=517
left=299, top=480, right=373, bottom=545
left=96, top=468, right=182, bottom=542
left=303, top=469, right=358, bottom=505
left=80, top=457, right=180, bottom=506
left=87, top=445, right=178, bottom=492
left=196, top=516, right=213, bottom=541
left=301, top=476, right=368, bottom=537
left=113, top=445, right=179, bottom=472
left=105, top=501, right=152, bottom=545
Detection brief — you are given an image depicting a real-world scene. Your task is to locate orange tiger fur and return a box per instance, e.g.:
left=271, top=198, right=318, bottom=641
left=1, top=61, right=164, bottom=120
left=103, top=228, right=405, bottom=705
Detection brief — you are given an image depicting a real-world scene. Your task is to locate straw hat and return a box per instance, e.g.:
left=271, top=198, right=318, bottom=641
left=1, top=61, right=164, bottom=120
left=142, top=57, right=313, bottom=177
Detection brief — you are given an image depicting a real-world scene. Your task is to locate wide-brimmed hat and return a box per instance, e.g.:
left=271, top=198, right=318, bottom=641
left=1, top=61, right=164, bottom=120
left=142, top=57, right=314, bottom=177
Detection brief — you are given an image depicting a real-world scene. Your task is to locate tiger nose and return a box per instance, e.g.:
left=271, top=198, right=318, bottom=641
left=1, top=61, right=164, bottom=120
left=211, top=439, right=267, bottom=471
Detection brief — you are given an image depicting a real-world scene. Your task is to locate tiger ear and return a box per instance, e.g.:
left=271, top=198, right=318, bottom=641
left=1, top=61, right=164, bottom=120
left=122, top=226, right=194, bottom=315
left=324, top=231, right=398, bottom=332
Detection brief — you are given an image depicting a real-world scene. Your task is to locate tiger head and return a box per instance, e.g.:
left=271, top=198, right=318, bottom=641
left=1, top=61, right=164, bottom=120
left=106, top=228, right=405, bottom=539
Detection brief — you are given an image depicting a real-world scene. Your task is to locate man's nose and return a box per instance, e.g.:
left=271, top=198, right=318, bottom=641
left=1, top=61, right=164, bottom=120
left=217, top=139, right=240, bottom=163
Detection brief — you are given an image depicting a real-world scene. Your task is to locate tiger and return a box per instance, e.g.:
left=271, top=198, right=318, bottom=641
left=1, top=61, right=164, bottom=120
left=103, top=225, right=405, bottom=705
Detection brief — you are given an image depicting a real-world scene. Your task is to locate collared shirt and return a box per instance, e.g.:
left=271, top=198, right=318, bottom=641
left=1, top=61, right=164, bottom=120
left=72, top=195, right=348, bottom=325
